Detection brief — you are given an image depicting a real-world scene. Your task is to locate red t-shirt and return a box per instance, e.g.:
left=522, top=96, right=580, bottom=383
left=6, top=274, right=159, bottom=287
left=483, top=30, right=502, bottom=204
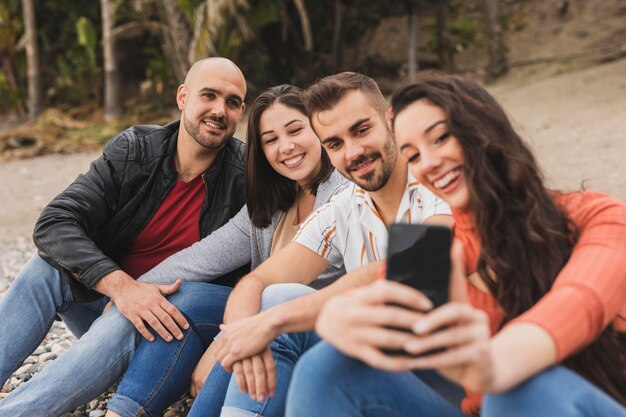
left=118, top=174, right=206, bottom=278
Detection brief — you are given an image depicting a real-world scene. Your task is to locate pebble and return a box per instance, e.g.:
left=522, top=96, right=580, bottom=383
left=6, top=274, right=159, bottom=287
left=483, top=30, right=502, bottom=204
left=0, top=237, right=192, bottom=416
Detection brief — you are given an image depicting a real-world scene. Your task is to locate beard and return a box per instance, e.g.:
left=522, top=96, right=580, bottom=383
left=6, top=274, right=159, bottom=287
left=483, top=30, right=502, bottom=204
left=344, top=135, right=397, bottom=192
left=183, top=114, right=232, bottom=150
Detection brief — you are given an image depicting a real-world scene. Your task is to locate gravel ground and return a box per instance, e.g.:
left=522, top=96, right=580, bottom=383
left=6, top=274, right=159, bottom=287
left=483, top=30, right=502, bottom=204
left=0, top=58, right=625, bottom=415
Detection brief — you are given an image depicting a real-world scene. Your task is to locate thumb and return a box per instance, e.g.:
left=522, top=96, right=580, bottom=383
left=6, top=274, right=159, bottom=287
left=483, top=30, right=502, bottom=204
left=159, top=279, right=182, bottom=295
left=449, top=240, right=469, bottom=303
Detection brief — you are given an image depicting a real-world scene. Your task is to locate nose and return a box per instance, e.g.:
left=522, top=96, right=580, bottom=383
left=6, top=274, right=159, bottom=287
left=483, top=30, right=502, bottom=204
left=344, top=140, right=364, bottom=162
left=279, top=139, right=295, bottom=154
left=210, top=98, right=226, bottom=118
left=419, top=148, right=442, bottom=175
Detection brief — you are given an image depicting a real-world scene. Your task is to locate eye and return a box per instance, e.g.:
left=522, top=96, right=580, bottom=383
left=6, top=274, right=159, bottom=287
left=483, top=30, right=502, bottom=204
left=227, top=98, right=241, bottom=108
left=434, top=132, right=450, bottom=144
left=263, top=136, right=278, bottom=145
left=203, top=92, right=216, bottom=100
left=324, top=141, right=342, bottom=151
left=288, top=127, right=303, bottom=135
left=406, top=152, right=420, bottom=164
left=355, top=126, right=369, bottom=136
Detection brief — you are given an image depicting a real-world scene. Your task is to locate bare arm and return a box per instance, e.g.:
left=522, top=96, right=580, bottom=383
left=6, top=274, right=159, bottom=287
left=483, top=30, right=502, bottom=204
left=223, top=241, right=329, bottom=324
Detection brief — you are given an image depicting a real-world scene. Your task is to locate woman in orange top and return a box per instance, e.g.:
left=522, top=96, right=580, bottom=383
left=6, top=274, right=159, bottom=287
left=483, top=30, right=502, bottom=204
left=286, top=73, right=626, bottom=417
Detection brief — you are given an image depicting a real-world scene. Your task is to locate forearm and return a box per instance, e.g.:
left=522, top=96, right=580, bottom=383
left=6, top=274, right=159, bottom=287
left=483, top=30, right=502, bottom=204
left=223, top=273, right=266, bottom=324
left=264, top=261, right=381, bottom=335
left=486, top=322, right=557, bottom=393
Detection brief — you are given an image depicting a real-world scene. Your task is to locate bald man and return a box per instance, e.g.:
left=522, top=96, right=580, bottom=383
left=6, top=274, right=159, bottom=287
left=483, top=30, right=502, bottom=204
left=0, top=58, right=248, bottom=416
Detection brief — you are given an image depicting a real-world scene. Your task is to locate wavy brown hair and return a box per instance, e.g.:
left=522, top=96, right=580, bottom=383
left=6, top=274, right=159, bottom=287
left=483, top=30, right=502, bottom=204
left=390, top=72, right=626, bottom=406
left=245, top=84, right=333, bottom=228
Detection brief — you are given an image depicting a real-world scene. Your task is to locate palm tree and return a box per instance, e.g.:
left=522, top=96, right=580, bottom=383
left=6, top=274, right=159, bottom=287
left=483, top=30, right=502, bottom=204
left=21, top=0, right=42, bottom=120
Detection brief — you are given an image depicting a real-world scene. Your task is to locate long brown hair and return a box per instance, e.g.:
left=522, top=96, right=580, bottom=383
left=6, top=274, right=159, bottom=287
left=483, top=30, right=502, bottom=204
left=245, top=84, right=333, bottom=228
left=390, top=72, right=626, bottom=405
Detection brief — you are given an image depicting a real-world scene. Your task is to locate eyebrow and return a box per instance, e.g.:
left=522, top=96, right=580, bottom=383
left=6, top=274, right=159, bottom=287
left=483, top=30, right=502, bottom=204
left=321, top=117, right=370, bottom=145
left=260, top=119, right=303, bottom=137
left=398, top=120, right=447, bottom=152
left=425, top=120, right=446, bottom=134
left=199, top=87, right=243, bottom=104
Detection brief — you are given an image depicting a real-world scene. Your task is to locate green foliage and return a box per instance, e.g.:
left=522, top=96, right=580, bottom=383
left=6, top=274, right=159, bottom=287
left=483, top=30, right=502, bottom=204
left=76, top=16, right=97, bottom=67
left=449, top=19, right=476, bottom=48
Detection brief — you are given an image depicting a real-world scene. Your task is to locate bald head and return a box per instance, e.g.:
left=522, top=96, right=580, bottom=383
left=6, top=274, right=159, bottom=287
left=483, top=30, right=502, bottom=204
left=177, top=57, right=247, bottom=151
left=184, top=57, right=246, bottom=97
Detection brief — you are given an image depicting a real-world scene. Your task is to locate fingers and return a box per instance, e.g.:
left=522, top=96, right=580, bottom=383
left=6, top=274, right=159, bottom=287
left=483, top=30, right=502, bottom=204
left=352, top=280, right=433, bottom=311
left=262, top=348, right=276, bottom=397
left=158, top=300, right=189, bottom=338
left=131, top=317, right=155, bottom=342
left=242, top=358, right=255, bottom=398
left=404, top=319, right=488, bottom=356
left=348, top=304, right=425, bottom=330
left=142, top=310, right=176, bottom=342
left=405, top=339, right=490, bottom=370
left=449, top=241, right=469, bottom=303
left=251, top=354, right=267, bottom=401
left=233, top=362, right=246, bottom=393
left=159, top=279, right=182, bottom=295
left=412, top=302, right=487, bottom=336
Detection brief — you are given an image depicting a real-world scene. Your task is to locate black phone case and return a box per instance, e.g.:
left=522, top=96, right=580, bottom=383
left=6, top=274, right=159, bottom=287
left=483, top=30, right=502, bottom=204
left=386, top=223, right=451, bottom=308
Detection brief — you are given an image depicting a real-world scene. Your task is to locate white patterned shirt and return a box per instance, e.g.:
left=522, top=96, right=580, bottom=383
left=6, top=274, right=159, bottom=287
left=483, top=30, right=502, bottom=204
left=294, top=169, right=451, bottom=272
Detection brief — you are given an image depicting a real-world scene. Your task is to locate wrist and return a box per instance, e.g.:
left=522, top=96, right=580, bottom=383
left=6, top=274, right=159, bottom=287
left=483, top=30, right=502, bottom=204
left=94, top=269, right=132, bottom=298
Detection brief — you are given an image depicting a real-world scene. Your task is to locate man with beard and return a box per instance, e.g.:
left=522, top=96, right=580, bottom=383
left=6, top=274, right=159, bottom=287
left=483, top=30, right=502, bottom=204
left=0, top=57, right=248, bottom=416
left=200, top=72, right=452, bottom=417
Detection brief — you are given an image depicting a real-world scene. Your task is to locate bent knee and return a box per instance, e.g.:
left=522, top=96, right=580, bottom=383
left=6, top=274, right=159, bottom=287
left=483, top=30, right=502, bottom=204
left=260, top=284, right=315, bottom=311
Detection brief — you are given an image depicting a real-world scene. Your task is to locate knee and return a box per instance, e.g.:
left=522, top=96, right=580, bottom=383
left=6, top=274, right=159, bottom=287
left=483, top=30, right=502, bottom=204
left=482, top=367, right=577, bottom=417
left=12, top=253, right=62, bottom=292
left=167, top=282, right=231, bottom=324
left=260, top=284, right=315, bottom=311
left=290, top=342, right=358, bottom=396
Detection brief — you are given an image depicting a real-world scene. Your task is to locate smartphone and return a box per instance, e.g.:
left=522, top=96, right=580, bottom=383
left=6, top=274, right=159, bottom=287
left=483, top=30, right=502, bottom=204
left=386, top=223, right=451, bottom=308
left=383, top=223, right=451, bottom=356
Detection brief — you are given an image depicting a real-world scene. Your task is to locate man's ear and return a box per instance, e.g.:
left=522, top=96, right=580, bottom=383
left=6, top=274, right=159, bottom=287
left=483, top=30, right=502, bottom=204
left=385, top=107, right=394, bottom=129
left=176, top=84, right=187, bottom=111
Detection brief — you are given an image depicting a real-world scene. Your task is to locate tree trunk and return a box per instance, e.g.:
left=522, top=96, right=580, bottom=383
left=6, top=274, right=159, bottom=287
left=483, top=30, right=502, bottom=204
left=292, top=0, right=313, bottom=51
left=436, top=0, right=455, bottom=72
left=157, top=0, right=193, bottom=83
left=484, top=0, right=508, bottom=82
left=22, top=0, right=42, bottom=120
left=407, top=2, right=418, bottom=80
left=331, top=0, right=343, bottom=72
left=101, top=0, right=122, bottom=120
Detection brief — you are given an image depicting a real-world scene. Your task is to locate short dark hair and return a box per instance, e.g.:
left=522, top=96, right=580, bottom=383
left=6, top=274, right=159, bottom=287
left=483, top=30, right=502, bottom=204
left=303, top=72, right=388, bottom=124
left=246, top=84, right=334, bottom=228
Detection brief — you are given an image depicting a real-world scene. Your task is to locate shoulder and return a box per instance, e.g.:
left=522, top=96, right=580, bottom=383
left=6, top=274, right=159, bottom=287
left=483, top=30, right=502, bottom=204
left=555, top=190, right=626, bottom=227
left=220, top=137, right=246, bottom=171
left=315, top=170, right=350, bottom=205
left=104, top=121, right=179, bottom=162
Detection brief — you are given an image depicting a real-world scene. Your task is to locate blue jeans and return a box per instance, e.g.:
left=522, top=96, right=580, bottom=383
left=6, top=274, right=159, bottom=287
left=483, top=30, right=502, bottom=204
left=214, top=284, right=316, bottom=417
left=107, top=282, right=232, bottom=417
left=0, top=253, right=136, bottom=417
left=286, top=342, right=626, bottom=417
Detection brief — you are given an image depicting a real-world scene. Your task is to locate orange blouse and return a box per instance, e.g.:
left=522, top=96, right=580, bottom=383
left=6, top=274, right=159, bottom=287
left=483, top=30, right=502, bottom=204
left=454, top=191, right=626, bottom=415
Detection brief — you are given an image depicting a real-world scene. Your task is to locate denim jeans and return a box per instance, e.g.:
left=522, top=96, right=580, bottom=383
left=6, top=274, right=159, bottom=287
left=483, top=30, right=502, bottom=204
left=0, top=253, right=136, bottom=417
left=107, top=282, right=232, bottom=417
left=216, top=284, right=317, bottom=417
left=286, top=341, right=626, bottom=417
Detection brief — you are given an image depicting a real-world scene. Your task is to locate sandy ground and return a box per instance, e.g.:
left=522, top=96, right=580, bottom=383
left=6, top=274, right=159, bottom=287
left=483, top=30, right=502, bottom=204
left=0, top=58, right=624, bottom=245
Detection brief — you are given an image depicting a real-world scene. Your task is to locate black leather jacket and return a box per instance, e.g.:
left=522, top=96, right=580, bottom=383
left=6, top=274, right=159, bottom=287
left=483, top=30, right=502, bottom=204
left=34, top=120, right=249, bottom=302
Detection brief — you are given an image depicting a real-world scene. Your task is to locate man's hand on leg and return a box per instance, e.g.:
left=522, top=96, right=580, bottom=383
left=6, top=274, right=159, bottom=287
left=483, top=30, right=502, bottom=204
left=94, top=270, right=189, bottom=341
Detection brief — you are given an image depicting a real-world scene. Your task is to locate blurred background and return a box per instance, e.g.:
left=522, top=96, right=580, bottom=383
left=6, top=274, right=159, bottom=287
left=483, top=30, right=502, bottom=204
left=0, top=1, right=625, bottom=414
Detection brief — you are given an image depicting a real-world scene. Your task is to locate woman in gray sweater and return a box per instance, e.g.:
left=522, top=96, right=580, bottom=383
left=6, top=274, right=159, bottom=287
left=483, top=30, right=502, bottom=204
left=105, top=85, right=348, bottom=417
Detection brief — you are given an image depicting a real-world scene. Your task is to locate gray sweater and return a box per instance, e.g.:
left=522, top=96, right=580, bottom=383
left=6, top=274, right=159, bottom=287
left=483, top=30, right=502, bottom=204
left=138, top=170, right=348, bottom=289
